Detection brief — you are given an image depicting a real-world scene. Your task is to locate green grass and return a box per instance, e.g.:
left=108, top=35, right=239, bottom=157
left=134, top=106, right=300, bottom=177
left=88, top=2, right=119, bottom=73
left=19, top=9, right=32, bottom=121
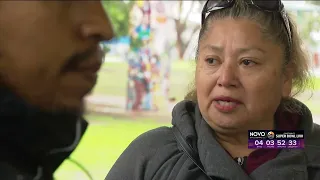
left=54, top=115, right=170, bottom=180
left=92, top=62, right=128, bottom=96
left=314, top=77, right=320, bottom=90
left=92, top=60, right=194, bottom=100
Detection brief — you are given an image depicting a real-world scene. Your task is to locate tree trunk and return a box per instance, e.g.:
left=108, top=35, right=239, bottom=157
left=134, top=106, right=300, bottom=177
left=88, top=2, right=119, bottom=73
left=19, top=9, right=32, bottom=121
left=176, top=31, right=184, bottom=60
left=175, top=19, right=186, bottom=60
left=174, top=0, right=198, bottom=60
left=175, top=22, right=200, bottom=60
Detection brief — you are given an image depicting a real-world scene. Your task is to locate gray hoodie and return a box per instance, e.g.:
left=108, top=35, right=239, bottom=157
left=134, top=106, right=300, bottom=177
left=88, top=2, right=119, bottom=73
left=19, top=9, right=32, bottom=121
left=106, top=100, right=320, bottom=180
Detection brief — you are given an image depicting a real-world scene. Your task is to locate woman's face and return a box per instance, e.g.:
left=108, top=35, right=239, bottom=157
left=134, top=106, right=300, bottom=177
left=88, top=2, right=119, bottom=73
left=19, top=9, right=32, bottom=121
left=196, top=18, right=292, bottom=133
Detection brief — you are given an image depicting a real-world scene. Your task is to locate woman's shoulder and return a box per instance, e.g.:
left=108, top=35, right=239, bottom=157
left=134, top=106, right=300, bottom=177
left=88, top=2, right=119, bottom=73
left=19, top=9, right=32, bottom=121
left=137, top=126, right=174, bottom=143
left=305, top=123, right=320, bottom=168
left=106, top=126, right=181, bottom=180
left=125, top=126, right=177, bottom=156
left=307, top=123, right=320, bottom=147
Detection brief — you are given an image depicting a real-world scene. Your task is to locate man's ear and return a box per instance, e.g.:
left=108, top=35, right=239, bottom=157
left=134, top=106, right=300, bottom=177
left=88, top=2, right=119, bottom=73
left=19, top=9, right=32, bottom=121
left=282, top=63, right=293, bottom=97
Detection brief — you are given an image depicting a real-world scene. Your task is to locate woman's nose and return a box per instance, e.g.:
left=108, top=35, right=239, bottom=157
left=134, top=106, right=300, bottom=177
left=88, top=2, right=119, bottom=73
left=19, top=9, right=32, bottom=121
left=216, top=63, right=239, bottom=88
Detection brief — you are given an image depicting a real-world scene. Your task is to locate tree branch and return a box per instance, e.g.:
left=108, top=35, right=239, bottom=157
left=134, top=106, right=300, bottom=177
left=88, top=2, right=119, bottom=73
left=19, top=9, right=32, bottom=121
left=182, top=1, right=195, bottom=28
left=178, top=0, right=183, bottom=21
left=182, top=25, right=201, bottom=57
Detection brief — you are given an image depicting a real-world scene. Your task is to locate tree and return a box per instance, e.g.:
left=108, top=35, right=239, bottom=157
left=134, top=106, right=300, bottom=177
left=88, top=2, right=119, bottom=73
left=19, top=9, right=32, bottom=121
left=297, top=12, right=320, bottom=46
left=298, top=2, right=320, bottom=46
left=102, top=1, right=205, bottom=58
left=102, top=1, right=135, bottom=38
left=311, top=1, right=320, bottom=6
left=171, top=1, right=204, bottom=60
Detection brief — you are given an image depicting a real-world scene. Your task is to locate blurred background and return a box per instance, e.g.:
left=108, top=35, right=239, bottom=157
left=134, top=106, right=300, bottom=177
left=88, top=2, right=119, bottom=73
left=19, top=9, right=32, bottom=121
left=55, top=1, right=320, bottom=179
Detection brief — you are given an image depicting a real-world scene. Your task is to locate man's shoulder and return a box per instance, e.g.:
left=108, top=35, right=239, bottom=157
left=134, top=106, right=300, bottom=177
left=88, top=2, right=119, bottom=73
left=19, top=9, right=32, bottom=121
left=0, top=163, right=34, bottom=180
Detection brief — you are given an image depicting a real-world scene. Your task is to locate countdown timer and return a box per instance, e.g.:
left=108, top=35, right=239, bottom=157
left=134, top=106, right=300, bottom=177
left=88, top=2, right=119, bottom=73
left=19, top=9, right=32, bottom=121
left=248, top=130, right=304, bottom=149
left=248, top=139, right=304, bottom=149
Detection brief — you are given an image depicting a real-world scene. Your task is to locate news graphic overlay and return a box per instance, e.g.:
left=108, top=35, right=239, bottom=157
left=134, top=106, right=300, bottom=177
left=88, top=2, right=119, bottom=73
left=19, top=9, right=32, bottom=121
left=248, top=130, right=304, bottom=149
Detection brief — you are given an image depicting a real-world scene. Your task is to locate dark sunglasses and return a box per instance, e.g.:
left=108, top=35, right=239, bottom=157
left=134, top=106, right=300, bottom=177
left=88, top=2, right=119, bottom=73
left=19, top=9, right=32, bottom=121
left=201, top=0, right=292, bottom=47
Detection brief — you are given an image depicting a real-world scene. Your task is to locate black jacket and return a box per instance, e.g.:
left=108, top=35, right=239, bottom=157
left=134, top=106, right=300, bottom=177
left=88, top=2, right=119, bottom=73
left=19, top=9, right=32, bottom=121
left=106, top=100, right=320, bottom=180
left=0, top=87, right=87, bottom=180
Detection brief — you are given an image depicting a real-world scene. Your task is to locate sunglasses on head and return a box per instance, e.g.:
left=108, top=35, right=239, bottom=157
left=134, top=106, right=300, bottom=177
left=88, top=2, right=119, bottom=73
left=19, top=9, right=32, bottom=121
left=201, top=0, right=292, bottom=47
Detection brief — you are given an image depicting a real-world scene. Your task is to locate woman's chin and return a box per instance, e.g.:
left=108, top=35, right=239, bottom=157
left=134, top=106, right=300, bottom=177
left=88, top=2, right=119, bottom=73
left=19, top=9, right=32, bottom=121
left=206, top=116, right=248, bottom=132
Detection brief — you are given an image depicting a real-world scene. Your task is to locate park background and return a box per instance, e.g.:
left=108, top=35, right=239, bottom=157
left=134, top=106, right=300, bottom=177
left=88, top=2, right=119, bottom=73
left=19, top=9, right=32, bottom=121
left=55, top=1, right=320, bottom=179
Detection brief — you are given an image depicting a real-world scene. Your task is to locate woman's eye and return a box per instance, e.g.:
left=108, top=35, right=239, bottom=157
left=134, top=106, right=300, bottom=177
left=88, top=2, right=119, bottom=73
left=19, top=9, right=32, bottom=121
left=241, top=59, right=256, bottom=66
left=205, top=58, right=218, bottom=65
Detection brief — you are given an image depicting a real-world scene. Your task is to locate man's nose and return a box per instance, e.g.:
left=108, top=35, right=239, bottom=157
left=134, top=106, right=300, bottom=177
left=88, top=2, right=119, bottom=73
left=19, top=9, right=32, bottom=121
left=216, top=63, right=238, bottom=88
left=80, top=6, right=115, bottom=43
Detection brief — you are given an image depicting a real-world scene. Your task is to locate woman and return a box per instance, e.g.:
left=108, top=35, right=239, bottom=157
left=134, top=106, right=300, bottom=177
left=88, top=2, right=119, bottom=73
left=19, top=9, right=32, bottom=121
left=106, top=0, right=320, bottom=179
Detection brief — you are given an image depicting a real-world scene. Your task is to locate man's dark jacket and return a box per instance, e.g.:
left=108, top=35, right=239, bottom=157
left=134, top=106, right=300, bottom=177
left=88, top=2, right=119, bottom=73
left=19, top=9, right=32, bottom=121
left=0, top=87, right=87, bottom=180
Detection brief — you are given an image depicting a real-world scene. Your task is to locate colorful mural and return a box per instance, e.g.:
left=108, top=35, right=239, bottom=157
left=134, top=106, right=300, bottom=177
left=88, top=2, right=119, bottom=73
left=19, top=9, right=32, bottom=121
left=126, top=0, right=164, bottom=111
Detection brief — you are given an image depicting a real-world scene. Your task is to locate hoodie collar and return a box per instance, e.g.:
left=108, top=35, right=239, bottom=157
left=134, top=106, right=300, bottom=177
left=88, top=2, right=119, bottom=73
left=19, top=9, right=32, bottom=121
left=193, top=104, right=250, bottom=179
left=171, top=100, right=250, bottom=179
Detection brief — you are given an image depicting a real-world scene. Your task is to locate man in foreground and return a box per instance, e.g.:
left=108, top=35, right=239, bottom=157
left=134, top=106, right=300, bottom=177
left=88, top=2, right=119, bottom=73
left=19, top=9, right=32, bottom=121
left=0, top=1, right=114, bottom=179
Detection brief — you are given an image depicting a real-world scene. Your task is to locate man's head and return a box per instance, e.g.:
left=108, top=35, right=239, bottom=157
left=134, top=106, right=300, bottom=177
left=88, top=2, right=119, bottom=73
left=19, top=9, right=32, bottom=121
left=0, top=1, right=114, bottom=112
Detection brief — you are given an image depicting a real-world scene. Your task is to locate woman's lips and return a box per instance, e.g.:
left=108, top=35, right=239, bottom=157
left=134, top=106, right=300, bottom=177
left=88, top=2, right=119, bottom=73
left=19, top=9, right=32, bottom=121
left=214, top=101, right=240, bottom=112
left=213, top=96, right=242, bottom=113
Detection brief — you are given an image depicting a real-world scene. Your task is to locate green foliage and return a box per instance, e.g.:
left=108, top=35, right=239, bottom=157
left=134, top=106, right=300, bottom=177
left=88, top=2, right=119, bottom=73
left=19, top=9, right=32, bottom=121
left=296, top=11, right=320, bottom=46
left=130, top=36, right=144, bottom=51
left=301, top=1, right=320, bottom=46
left=102, top=1, right=143, bottom=50
left=310, top=1, right=320, bottom=6
left=102, top=1, right=134, bottom=38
